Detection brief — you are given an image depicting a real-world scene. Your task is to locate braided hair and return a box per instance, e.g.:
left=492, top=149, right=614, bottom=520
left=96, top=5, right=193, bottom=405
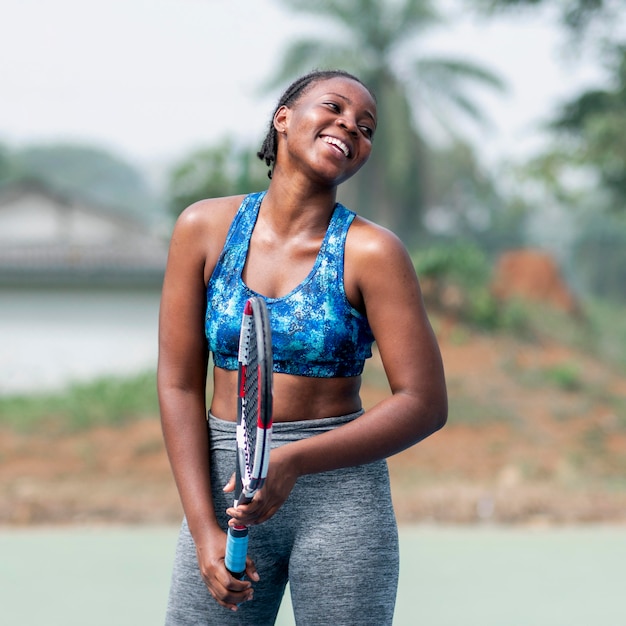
left=257, top=69, right=374, bottom=179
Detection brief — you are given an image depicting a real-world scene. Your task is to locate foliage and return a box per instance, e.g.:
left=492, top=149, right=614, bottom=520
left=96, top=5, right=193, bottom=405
left=542, top=364, right=583, bottom=391
left=18, top=144, right=154, bottom=213
left=580, top=297, right=626, bottom=370
left=267, top=0, right=505, bottom=238
left=445, top=378, right=521, bottom=425
left=495, top=42, right=626, bottom=304
left=412, top=241, right=529, bottom=331
left=413, top=240, right=491, bottom=286
left=0, top=142, right=161, bottom=222
left=0, top=142, right=16, bottom=183
left=545, top=45, right=626, bottom=213
left=571, top=212, right=626, bottom=301
left=424, top=140, right=524, bottom=251
left=475, top=0, right=623, bottom=36
left=167, top=138, right=269, bottom=217
left=0, top=371, right=159, bottom=434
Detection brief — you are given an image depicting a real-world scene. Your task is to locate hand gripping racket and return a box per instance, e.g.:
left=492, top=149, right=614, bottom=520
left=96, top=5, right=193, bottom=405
left=224, top=297, right=273, bottom=579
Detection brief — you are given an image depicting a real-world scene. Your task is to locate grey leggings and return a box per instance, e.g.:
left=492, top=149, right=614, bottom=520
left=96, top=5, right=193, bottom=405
left=165, top=412, right=399, bottom=626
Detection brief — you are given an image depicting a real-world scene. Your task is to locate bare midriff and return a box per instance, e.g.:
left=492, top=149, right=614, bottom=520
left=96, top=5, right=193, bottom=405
left=209, top=367, right=363, bottom=422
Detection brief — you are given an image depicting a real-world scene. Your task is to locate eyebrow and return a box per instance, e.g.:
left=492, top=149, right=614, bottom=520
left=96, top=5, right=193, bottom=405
left=325, top=92, right=377, bottom=126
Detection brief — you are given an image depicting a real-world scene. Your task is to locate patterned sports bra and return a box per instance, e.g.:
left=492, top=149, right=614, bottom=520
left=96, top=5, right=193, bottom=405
left=205, top=191, right=375, bottom=377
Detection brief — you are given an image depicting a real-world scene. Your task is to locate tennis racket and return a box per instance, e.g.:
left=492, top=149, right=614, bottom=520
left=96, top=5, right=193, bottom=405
left=224, top=296, right=273, bottom=579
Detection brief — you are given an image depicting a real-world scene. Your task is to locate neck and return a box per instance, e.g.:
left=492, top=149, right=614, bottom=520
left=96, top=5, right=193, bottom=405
left=261, top=170, right=338, bottom=236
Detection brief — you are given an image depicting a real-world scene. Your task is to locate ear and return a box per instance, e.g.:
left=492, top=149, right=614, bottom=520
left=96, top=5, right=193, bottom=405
left=273, top=105, right=290, bottom=134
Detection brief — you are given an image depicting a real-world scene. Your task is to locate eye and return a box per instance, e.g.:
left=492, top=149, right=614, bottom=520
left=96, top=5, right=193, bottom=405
left=325, top=101, right=340, bottom=112
left=359, top=125, right=374, bottom=140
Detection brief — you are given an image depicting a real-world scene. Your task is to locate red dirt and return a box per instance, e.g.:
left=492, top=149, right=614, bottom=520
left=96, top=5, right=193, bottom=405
left=1, top=250, right=625, bottom=526
left=491, top=248, right=580, bottom=315
left=2, top=325, right=624, bottom=527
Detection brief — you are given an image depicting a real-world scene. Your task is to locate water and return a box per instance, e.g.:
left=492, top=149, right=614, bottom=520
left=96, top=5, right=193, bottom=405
left=0, top=287, right=161, bottom=394
left=1, top=525, right=624, bottom=625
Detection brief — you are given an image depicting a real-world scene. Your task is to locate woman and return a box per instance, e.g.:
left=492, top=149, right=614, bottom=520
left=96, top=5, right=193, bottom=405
left=158, top=69, right=447, bottom=625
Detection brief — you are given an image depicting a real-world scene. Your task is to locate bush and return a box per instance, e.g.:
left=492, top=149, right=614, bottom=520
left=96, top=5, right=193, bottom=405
left=0, top=371, right=159, bottom=433
left=413, top=242, right=529, bottom=333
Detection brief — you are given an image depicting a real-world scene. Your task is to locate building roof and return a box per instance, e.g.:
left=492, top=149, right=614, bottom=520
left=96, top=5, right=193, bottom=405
left=0, top=181, right=168, bottom=287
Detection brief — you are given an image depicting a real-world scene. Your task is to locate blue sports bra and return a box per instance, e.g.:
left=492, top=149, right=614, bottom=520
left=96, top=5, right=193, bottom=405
left=205, top=191, right=375, bottom=377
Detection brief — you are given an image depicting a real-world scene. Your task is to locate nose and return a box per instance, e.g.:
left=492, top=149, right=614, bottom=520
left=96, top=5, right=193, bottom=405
left=337, top=115, right=358, bottom=136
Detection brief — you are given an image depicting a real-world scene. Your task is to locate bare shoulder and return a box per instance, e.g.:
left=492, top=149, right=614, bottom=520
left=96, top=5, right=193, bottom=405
left=343, top=216, right=420, bottom=315
left=165, top=194, right=248, bottom=284
left=345, top=215, right=414, bottom=273
left=172, top=194, right=246, bottom=244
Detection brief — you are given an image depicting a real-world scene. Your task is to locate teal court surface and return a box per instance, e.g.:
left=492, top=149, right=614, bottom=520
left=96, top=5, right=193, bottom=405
left=1, top=525, right=624, bottom=625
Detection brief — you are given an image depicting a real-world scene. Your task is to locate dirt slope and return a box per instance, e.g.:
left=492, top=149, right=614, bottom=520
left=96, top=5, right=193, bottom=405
left=2, top=318, right=625, bottom=527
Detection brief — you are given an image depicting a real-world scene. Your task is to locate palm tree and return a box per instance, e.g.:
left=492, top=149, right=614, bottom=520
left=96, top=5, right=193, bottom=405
left=267, top=0, right=505, bottom=237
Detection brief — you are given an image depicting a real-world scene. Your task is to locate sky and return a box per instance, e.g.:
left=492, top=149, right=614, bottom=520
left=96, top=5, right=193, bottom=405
left=1, top=0, right=608, bottom=175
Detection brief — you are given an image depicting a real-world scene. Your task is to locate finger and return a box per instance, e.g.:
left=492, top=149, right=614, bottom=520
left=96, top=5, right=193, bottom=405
left=245, top=557, right=260, bottom=583
left=248, top=504, right=277, bottom=526
left=222, top=472, right=236, bottom=492
left=227, top=509, right=259, bottom=527
left=227, top=515, right=254, bottom=529
left=205, top=569, right=254, bottom=611
left=226, top=501, right=255, bottom=521
left=223, top=568, right=256, bottom=608
left=211, top=587, right=254, bottom=612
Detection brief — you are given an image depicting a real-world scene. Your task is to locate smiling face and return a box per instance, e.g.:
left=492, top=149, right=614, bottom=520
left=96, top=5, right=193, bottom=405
left=273, top=76, right=378, bottom=186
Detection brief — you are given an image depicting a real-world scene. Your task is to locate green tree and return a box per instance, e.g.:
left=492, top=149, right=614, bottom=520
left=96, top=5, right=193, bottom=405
left=424, top=140, right=525, bottom=252
left=545, top=45, right=626, bottom=211
left=515, top=45, right=626, bottom=215
left=572, top=211, right=626, bottom=301
left=476, top=0, right=623, bottom=36
left=267, top=0, right=505, bottom=239
left=167, top=138, right=269, bottom=217
left=0, top=143, right=14, bottom=184
left=14, top=143, right=158, bottom=221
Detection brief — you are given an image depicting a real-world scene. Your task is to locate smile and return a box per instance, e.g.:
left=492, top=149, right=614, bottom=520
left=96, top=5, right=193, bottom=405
left=321, top=135, right=351, bottom=158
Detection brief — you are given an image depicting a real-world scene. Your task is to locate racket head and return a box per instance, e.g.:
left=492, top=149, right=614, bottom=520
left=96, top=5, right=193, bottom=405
left=235, top=297, right=273, bottom=502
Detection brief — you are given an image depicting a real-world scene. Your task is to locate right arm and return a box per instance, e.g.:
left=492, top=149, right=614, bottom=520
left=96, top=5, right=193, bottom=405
left=157, top=199, right=255, bottom=610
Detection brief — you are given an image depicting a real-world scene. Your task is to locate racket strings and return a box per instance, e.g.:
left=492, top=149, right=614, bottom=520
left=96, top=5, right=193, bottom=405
left=242, top=336, right=259, bottom=474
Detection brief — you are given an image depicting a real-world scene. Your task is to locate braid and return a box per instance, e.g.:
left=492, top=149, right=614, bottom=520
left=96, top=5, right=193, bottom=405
left=257, top=69, right=373, bottom=179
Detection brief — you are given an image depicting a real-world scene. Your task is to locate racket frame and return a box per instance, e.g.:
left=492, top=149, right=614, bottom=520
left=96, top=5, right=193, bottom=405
left=225, top=297, right=273, bottom=578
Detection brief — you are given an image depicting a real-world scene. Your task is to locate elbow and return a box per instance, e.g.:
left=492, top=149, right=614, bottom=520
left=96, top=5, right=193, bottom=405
left=432, top=404, right=448, bottom=433
left=422, top=394, right=448, bottom=439
left=429, top=378, right=448, bottom=434
left=400, top=391, right=448, bottom=445
left=433, top=389, right=449, bottom=432
left=397, top=387, right=448, bottom=439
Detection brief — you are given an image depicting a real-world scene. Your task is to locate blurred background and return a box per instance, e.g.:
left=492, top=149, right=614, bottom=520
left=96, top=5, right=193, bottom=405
left=1, top=0, right=626, bottom=623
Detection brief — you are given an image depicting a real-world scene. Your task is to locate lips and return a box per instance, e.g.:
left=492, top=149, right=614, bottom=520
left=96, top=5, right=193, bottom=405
left=321, top=135, right=352, bottom=159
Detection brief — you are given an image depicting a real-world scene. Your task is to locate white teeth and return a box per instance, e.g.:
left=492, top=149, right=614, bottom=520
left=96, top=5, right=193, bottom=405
left=322, top=136, right=350, bottom=157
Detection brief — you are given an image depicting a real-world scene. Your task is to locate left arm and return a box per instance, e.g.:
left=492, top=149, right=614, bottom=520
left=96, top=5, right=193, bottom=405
left=227, top=222, right=447, bottom=525
left=287, top=221, right=447, bottom=469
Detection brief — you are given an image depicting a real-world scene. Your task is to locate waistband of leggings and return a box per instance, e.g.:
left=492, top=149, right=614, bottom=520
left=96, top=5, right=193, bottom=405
left=208, top=410, right=363, bottom=442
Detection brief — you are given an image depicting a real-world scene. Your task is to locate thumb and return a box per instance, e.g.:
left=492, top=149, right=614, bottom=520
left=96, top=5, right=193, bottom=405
left=223, top=472, right=236, bottom=492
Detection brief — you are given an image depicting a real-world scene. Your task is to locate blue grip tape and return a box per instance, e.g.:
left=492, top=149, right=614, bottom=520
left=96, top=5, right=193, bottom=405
left=225, top=526, right=248, bottom=577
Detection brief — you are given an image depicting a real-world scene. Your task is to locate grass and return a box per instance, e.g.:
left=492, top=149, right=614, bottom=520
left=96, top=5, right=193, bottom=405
left=0, top=370, right=159, bottom=433
left=584, top=298, right=626, bottom=370
left=522, top=297, right=626, bottom=373
left=542, top=363, right=583, bottom=391
left=442, top=372, right=521, bottom=426
left=1, top=295, right=623, bottom=436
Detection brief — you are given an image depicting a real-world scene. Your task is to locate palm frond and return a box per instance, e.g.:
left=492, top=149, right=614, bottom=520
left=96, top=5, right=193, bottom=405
left=415, top=57, right=507, bottom=92
left=408, top=56, right=506, bottom=133
left=275, top=0, right=367, bottom=24
left=259, top=38, right=371, bottom=93
left=276, top=0, right=440, bottom=51
left=442, top=92, right=489, bottom=124
left=394, top=0, right=441, bottom=35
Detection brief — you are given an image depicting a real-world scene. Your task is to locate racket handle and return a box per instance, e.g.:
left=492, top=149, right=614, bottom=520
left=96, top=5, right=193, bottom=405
left=225, top=525, right=248, bottom=579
